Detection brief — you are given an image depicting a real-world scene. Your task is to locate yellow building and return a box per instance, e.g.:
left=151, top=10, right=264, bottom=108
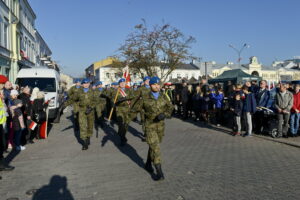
left=85, top=57, right=118, bottom=82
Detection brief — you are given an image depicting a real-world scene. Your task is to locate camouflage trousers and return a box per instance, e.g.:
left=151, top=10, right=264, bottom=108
left=78, top=111, right=94, bottom=140
left=145, top=122, right=165, bottom=164
left=116, top=110, right=130, bottom=143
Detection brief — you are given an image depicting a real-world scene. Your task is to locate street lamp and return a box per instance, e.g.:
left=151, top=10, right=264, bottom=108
left=229, top=43, right=250, bottom=68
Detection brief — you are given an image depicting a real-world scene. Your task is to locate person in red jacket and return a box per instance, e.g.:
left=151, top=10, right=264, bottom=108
left=290, top=84, right=300, bottom=137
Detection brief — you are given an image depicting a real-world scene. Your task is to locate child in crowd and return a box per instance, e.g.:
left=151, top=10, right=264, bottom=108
left=231, top=93, right=243, bottom=136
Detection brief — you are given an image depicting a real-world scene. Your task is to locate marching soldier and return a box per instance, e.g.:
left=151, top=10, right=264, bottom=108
left=94, top=81, right=106, bottom=128
left=131, top=76, right=151, bottom=141
left=111, top=78, right=134, bottom=146
left=67, top=79, right=81, bottom=131
left=65, top=79, right=97, bottom=150
left=141, top=77, right=173, bottom=181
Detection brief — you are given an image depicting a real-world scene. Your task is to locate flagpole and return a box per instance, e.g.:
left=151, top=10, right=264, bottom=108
left=108, top=88, right=120, bottom=121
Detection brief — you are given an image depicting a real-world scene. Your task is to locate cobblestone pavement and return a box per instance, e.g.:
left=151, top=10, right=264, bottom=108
left=1, top=109, right=300, bottom=200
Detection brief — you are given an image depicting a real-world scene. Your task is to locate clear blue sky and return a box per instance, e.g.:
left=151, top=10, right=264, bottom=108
left=29, top=0, right=300, bottom=77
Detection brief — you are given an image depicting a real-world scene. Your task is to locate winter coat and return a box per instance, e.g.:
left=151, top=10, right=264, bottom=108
left=213, top=92, right=224, bottom=109
left=255, top=89, right=270, bottom=108
left=180, top=86, right=189, bottom=103
left=242, top=92, right=257, bottom=114
left=201, top=94, right=210, bottom=111
left=18, top=93, right=32, bottom=116
left=231, top=100, right=243, bottom=116
left=192, top=93, right=202, bottom=111
left=274, top=91, right=293, bottom=112
left=291, top=92, right=300, bottom=113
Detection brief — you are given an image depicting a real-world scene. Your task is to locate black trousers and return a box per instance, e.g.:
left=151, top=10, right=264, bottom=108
left=182, top=102, right=188, bottom=118
left=0, top=124, right=5, bottom=159
left=253, top=111, right=265, bottom=134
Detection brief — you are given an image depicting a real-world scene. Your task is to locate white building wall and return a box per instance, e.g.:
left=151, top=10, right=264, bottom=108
left=96, top=66, right=201, bottom=85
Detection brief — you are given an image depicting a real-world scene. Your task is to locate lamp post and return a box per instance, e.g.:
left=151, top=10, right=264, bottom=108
left=229, top=43, right=250, bottom=68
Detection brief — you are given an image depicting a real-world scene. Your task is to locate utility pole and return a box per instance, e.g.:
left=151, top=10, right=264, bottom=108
left=205, top=62, right=208, bottom=80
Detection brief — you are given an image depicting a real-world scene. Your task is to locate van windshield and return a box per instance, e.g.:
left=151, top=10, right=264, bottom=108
left=16, top=78, right=56, bottom=92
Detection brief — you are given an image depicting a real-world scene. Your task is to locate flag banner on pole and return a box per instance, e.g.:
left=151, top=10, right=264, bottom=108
left=123, top=65, right=131, bottom=88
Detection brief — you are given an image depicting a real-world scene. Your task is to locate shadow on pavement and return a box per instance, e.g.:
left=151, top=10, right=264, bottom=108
left=101, top=123, right=145, bottom=169
left=30, top=175, right=74, bottom=200
left=128, top=125, right=144, bottom=140
left=64, top=114, right=83, bottom=145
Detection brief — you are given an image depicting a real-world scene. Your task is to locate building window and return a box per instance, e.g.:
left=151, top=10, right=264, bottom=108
left=4, top=22, right=9, bottom=49
left=4, top=67, right=10, bottom=79
left=106, top=73, right=110, bottom=78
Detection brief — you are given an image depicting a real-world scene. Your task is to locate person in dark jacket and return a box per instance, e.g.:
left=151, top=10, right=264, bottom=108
left=18, top=86, right=32, bottom=144
left=201, top=88, right=210, bottom=123
left=230, top=93, right=243, bottom=136
left=254, top=80, right=270, bottom=134
left=192, top=86, right=202, bottom=121
left=242, top=85, right=257, bottom=137
left=212, top=88, right=224, bottom=126
left=180, top=81, right=189, bottom=120
left=31, top=92, right=48, bottom=140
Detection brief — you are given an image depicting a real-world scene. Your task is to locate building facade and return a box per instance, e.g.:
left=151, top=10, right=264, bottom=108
left=35, top=30, right=52, bottom=67
left=86, top=57, right=202, bottom=85
left=196, top=56, right=300, bottom=83
left=0, top=0, right=57, bottom=82
left=0, top=0, right=12, bottom=79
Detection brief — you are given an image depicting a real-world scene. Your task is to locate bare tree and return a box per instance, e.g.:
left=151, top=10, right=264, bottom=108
left=113, top=20, right=197, bottom=82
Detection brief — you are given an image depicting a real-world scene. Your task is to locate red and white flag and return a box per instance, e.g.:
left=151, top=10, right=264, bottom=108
left=29, top=120, right=37, bottom=130
left=123, top=65, right=131, bottom=88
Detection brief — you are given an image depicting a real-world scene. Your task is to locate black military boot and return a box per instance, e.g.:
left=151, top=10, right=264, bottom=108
left=154, top=164, right=165, bottom=181
left=82, top=139, right=88, bottom=150
left=144, top=152, right=154, bottom=173
left=0, top=158, right=15, bottom=171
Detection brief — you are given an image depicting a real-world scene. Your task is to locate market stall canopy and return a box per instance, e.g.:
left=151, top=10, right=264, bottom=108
left=209, top=69, right=261, bottom=84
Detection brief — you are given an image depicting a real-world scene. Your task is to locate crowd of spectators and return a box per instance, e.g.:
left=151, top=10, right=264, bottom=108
left=0, top=80, right=48, bottom=172
left=164, top=79, right=299, bottom=138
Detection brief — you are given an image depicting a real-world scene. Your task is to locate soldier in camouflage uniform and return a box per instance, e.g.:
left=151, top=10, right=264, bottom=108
left=94, top=81, right=106, bottom=128
left=131, top=76, right=151, bottom=141
left=141, top=77, right=173, bottom=181
left=111, top=78, right=134, bottom=146
left=65, top=79, right=97, bottom=150
left=67, top=79, right=81, bottom=131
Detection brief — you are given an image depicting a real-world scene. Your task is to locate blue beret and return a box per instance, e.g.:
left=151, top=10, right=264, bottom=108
left=81, top=78, right=90, bottom=84
left=149, top=76, right=160, bottom=85
left=118, top=78, right=126, bottom=84
left=74, top=79, right=81, bottom=83
left=133, top=83, right=137, bottom=86
left=111, top=82, right=117, bottom=86
left=96, top=81, right=103, bottom=86
left=143, top=76, right=151, bottom=81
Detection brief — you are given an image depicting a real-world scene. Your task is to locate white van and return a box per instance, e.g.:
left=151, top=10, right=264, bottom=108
left=16, top=67, right=64, bottom=123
